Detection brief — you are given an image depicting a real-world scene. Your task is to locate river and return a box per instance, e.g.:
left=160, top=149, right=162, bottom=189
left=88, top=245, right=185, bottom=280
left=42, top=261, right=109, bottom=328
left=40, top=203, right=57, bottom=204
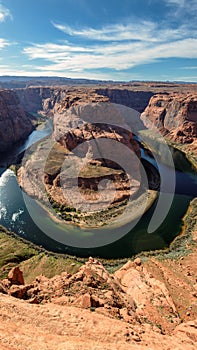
left=0, top=120, right=197, bottom=258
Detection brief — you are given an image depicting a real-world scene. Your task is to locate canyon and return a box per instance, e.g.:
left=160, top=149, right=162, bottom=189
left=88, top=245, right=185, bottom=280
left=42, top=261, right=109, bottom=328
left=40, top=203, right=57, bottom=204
left=0, top=81, right=197, bottom=349
left=1, top=82, right=196, bottom=150
left=16, top=87, right=157, bottom=227
left=13, top=83, right=197, bottom=228
left=141, top=93, right=197, bottom=143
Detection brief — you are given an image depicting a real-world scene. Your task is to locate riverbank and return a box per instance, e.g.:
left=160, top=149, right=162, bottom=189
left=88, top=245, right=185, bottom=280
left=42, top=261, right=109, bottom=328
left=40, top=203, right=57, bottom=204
left=43, top=189, right=158, bottom=229
left=0, top=194, right=196, bottom=276
left=0, top=225, right=83, bottom=283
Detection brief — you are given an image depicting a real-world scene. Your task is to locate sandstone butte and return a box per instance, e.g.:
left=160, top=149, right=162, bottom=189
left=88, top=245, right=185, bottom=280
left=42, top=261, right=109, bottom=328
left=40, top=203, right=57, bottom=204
left=0, top=82, right=197, bottom=349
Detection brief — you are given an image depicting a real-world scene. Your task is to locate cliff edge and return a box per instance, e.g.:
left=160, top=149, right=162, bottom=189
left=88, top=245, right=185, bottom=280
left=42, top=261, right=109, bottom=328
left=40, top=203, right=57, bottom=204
left=0, top=89, right=34, bottom=152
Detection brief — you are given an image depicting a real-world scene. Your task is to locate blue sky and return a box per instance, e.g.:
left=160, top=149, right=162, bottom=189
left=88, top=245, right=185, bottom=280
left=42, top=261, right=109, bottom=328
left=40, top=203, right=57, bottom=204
left=0, top=0, right=197, bottom=81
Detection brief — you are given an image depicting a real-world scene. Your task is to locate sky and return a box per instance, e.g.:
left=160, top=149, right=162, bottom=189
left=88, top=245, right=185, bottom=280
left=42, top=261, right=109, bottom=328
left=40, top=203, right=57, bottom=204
left=0, top=0, right=197, bottom=82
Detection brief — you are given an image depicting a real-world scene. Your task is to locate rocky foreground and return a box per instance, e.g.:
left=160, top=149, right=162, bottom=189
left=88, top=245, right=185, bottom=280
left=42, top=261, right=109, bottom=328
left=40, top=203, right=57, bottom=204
left=1, top=243, right=197, bottom=350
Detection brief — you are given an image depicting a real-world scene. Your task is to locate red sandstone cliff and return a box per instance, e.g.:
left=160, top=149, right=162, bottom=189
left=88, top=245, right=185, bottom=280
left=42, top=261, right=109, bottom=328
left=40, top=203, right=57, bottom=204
left=141, top=93, right=197, bottom=144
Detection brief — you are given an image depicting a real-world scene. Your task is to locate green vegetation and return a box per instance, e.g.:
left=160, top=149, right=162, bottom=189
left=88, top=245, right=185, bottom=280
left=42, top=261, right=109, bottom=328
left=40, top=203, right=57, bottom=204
left=0, top=226, right=37, bottom=279
left=0, top=225, right=82, bottom=282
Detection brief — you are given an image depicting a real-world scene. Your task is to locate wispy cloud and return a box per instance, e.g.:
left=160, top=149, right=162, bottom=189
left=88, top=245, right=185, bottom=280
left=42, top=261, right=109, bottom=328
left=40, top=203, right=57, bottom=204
left=52, top=21, right=159, bottom=42
left=23, top=17, right=197, bottom=75
left=27, top=38, right=197, bottom=71
left=165, top=0, right=186, bottom=6
left=0, top=38, right=10, bottom=49
left=52, top=21, right=195, bottom=43
left=181, top=66, right=197, bottom=70
left=165, top=0, right=197, bottom=8
left=18, top=6, right=196, bottom=81
left=0, top=3, right=12, bottom=22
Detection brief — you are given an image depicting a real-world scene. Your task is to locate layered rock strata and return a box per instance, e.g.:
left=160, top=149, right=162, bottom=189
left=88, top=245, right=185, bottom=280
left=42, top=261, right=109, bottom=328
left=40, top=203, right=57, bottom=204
left=141, top=93, right=197, bottom=143
left=96, top=88, right=154, bottom=112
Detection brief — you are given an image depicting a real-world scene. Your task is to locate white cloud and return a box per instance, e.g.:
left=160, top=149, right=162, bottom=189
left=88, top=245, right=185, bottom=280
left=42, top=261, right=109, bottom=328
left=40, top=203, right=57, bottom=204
left=174, top=76, right=197, bottom=81
left=52, top=21, right=197, bottom=43
left=52, top=21, right=159, bottom=42
left=0, top=38, right=10, bottom=49
left=0, top=64, right=116, bottom=80
left=23, top=34, right=197, bottom=73
left=180, top=66, right=197, bottom=70
left=0, top=3, right=12, bottom=22
left=21, top=17, right=197, bottom=80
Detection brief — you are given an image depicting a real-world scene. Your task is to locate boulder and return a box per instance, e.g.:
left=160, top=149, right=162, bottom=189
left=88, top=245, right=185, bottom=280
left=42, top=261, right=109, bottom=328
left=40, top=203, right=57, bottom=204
left=8, top=266, right=25, bottom=285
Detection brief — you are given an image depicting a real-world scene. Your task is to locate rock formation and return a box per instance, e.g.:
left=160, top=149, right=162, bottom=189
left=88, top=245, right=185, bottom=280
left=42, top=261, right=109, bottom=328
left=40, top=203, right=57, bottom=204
left=141, top=93, right=197, bottom=143
left=0, top=89, right=34, bottom=152
left=8, top=84, right=197, bottom=150
left=96, top=88, right=154, bottom=112
left=1, top=255, right=197, bottom=349
left=15, top=87, right=67, bottom=114
left=18, top=90, right=156, bottom=227
left=15, top=86, right=109, bottom=114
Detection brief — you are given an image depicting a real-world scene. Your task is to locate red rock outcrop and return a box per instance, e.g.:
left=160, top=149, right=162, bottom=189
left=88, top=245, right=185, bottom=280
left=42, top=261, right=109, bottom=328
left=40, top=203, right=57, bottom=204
left=7, top=266, right=24, bottom=286
left=141, top=93, right=197, bottom=143
left=0, top=89, right=34, bottom=152
left=1, top=257, right=197, bottom=349
left=0, top=258, right=182, bottom=328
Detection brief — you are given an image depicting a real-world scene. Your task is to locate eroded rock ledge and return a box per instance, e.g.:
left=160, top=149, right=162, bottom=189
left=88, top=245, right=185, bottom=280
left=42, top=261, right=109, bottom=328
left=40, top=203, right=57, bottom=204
left=1, top=256, right=197, bottom=349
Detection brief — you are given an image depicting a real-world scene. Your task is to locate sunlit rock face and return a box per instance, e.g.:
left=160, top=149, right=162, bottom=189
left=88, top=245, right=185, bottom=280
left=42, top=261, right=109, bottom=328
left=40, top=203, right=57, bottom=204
left=141, top=93, right=197, bottom=143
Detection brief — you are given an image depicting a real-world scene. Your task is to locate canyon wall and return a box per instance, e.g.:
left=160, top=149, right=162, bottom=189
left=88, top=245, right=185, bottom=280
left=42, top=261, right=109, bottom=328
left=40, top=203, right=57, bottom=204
left=96, top=88, right=155, bottom=113
left=15, top=87, right=65, bottom=113
left=141, top=93, right=197, bottom=143
left=1, top=85, right=196, bottom=155
left=0, top=89, right=34, bottom=152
